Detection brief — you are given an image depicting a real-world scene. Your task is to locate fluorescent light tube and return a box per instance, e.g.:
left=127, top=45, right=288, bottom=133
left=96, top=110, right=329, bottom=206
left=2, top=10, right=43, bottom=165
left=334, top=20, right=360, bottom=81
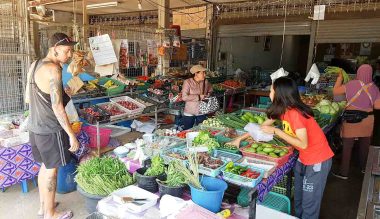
left=86, top=1, right=118, bottom=9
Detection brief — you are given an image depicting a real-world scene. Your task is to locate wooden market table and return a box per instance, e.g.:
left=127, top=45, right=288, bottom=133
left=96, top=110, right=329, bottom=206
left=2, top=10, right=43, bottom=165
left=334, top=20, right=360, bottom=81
left=247, top=89, right=270, bottom=106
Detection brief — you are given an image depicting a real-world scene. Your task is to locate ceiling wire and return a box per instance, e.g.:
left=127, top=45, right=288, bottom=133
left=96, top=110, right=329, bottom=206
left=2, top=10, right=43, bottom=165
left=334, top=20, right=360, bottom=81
left=279, top=0, right=287, bottom=68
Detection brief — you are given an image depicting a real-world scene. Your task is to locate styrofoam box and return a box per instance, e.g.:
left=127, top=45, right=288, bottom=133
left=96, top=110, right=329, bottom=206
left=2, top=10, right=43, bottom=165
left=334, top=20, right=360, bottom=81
left=111, top=185, right=159, bottom=214
left=0, top=130, right=29, bottom=148
left=110, top=96, right=146, bottom=116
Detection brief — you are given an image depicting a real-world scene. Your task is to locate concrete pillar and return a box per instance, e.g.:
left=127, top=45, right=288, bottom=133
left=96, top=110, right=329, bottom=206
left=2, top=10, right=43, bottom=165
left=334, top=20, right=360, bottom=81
left=157, top=0, right=170, bottom=75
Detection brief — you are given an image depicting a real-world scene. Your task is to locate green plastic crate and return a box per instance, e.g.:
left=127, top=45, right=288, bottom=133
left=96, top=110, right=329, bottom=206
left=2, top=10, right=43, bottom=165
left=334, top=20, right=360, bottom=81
left=98, top=77, right=126, bottom=96
left=214, top=134, right=248, bottom=154
left=271, top=175, right=295, bottom=198
left=237, top=188, right=251, bottom=207
left=261, top=192, right=291, bottom=214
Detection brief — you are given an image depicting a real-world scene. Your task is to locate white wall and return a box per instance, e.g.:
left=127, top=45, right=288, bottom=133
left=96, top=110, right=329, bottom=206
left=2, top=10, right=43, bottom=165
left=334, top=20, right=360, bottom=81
left=216, top=35, right=301, bottom=73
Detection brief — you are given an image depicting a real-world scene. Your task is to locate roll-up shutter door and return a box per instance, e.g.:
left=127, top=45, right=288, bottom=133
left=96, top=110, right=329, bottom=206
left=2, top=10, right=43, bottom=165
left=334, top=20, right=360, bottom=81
left=182, top=28, right=206, bottom=39
left=315, top=18, right=380, bottom=43
left=217, top=21, right=311, bottom=37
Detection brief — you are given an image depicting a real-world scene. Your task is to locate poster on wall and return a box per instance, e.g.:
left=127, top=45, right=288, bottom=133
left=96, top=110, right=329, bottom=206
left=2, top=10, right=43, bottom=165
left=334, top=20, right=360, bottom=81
left=89, top=34, right=117, bottom=66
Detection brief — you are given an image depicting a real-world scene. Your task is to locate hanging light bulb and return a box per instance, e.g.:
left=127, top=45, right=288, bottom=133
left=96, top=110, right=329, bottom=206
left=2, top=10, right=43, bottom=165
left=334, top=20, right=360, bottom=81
left=138, top=0, right=142, bottom=10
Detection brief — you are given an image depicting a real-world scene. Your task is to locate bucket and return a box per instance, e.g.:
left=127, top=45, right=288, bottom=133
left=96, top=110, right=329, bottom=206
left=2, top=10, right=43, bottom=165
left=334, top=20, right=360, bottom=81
left=157, top=180, right=186, bottom=198
left=77, top=185, right=106, bottom=214
left=189, top=176, right=228, bottom=213
left=57, top=159, right=77, bottom=194
left=82, top=126, right=112, bottom=148
left=135, top=167, right=165, bottom=193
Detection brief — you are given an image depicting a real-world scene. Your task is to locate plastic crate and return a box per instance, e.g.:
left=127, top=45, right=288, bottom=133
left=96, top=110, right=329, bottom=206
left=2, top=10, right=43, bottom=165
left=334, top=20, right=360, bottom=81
left=198, top=159, right=226, bottom=177
left=96, top=102, right=128, bottom=121
left=99, top=125, right=131, bottom=138
left=110, top=96, right=146, bottom=116
left=161, top=147, right=188, bottom=165
left=239, top=157, right=277, bottom=178
left=190, top=126, right=225, bottom=136
left=79, top=105, right=110, bottom=124
left=237, top=188, right=251, bottom=207
left=261, top=192, right=291, bottom=214
left=212, top=150, right=242, bottom=162
left=271, top=175, right=295, bottom=198
left=133, top=96, right=158, bottom=114
left=82, top=126, right=112, bottom=148
left=98, top=77, right=126, bottom=96
left=240, top=145, right=293, bottom=166
left=221, top=164, right=264, bottom=188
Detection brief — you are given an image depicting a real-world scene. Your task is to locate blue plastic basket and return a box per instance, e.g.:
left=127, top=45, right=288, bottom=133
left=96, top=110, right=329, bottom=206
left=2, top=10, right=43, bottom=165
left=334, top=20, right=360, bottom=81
left=260, top=191, right=291, bottom=214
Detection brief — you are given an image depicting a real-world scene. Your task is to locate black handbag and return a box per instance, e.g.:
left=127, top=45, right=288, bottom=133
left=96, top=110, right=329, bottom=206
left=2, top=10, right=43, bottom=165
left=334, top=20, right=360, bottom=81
left=342, top=110, right=370, bottom=123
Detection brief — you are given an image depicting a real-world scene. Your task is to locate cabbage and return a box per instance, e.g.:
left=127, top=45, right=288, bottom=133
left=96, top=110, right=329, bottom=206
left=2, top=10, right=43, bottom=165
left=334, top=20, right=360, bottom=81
left=320, top=105, right=330, bottom=114
left=331, top=102, right=339, bottom=111
left=319, top=100, right=331, bottom=106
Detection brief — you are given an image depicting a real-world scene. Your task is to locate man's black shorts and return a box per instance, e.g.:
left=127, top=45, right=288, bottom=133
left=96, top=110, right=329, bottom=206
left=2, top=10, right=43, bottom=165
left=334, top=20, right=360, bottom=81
left=29, top=130, right=71, bottom=169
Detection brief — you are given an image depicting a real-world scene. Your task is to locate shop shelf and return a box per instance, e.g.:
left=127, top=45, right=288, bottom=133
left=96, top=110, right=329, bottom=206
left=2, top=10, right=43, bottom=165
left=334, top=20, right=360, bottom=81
left=221, top=164, right=264, bottom=188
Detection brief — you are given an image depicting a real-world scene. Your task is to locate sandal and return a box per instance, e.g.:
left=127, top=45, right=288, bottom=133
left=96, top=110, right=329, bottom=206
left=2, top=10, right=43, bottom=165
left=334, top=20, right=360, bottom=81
left=37, top=202, right=60, bottom=218
left=56, top=211, right=74, bottom=219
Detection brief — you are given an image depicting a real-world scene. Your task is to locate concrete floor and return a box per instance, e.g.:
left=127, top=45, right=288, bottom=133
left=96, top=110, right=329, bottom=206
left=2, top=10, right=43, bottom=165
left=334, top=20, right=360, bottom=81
left=0, top=181, right=88, bottom=219
left=0, top=148, right=365, bottom=219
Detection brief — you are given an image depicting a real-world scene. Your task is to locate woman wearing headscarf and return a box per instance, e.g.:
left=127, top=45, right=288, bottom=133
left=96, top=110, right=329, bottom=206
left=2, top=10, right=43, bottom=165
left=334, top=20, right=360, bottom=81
left=181, top=65, right=213, bottom=130
left=332, top=64, right=380, bottom=179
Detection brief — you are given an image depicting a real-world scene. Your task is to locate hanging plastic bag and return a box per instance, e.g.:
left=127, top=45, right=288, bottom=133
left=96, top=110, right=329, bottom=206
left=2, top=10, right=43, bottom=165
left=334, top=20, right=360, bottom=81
left=244, top=123, right=273, bottom=142
left=65, top=100, right=79, bottom=122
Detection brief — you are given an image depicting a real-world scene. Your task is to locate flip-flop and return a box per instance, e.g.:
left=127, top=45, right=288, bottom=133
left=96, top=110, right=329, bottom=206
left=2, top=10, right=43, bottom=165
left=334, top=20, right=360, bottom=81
left=57, top=211, right=73, bottom=219
left=37, top=202, right=60, bottom=218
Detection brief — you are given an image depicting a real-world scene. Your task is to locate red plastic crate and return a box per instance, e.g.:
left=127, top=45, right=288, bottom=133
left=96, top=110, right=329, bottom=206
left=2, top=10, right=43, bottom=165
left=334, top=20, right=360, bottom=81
left=240, top=145, right=294, bottom=166
left=82, top=126, right=112, bottom=148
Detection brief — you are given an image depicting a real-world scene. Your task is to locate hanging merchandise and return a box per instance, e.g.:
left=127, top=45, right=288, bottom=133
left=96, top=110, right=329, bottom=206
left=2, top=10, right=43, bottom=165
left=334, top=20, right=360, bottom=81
left=173, top=36, right=180, bottom=48
left=147, top=40, right=158, bottom=65
left=67, top=51, right=95, bottom=76
left=163, top=37, right=171, bottom=48
left=270, top=68, right=289, bottom=82
left=158, top=46, right=166, bottom=56
left=119, top=40, right=129, bottom=69
left=305, top=63, right=321, bottom=85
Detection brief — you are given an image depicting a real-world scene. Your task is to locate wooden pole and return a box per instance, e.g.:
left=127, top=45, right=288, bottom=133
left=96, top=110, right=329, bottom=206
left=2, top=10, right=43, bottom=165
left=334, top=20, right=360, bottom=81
left=307, top=21, right=317, bottom=71
left=82, top=0, right=88, bottom=48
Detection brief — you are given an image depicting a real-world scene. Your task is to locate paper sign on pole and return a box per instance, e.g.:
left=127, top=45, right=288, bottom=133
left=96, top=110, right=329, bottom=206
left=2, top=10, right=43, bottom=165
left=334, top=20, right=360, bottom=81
left=89, top=34, right=117, bottom=66
left=313, top=5, right=325, bottom=20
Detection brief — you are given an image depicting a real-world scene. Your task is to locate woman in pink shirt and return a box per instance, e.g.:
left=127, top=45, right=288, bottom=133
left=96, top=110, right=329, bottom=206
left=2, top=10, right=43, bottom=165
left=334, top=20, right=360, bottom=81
left=181, top=65, right=213, bottom=130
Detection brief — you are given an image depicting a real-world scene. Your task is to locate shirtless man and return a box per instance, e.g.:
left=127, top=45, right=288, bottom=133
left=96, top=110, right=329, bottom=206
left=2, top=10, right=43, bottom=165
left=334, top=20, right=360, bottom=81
left=25, top=32, right=79, bottom=219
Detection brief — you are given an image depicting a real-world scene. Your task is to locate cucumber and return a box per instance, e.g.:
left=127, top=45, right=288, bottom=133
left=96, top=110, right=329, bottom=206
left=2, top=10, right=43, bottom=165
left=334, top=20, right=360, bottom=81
left=263, top=147, right=275, bottom=153
left=279, top=151, right=287, bottom=157
left=257, top=151, right=268, bottom=155
left=256, top=146, right=263, bottom=152
left=269, top=153, right=279, bottom=158
left=251, top=143, right=259, bottom=148
left=273, top=149, right=282, bottom=154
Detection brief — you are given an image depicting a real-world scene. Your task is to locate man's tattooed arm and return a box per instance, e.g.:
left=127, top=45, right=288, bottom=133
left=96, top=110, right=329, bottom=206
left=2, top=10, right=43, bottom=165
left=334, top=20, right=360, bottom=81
left=49, top=66, right=75, bottom=138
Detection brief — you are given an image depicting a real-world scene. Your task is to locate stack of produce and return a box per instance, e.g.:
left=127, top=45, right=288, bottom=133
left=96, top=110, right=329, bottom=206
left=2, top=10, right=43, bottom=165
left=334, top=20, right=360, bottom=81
left=240, top=112, right=266, bottom=124
left=192, top=131, right=220, bottom=151
left=75, top=157, right=134, bottom=196
left=224, top=162, right=261, bottom=179
left=313, top=100, right=346, bottom=127
left=242, top=142, right=289, bottom=158
left=197, top=152, right=224, bottom=170
left=221, top=80, right=245, bottom=89
left=324, top=66, right=350, bottom=84
left=144, top=155, right=165, bottom=176
left=300, top=94, right=327, bottom=106
left=217, top=114, right=248, bottom=129
left=201, top=117, right=225, bottom=128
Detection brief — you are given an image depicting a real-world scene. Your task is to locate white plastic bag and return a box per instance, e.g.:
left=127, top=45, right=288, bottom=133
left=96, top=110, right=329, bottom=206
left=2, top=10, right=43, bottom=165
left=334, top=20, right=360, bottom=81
left=65, top=100, right=79, bottom=122
left=244, top=123, right=274, bottom=142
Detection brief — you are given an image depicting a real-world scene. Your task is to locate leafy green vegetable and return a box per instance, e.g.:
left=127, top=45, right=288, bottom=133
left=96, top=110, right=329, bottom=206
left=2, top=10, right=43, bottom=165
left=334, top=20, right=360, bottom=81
left=144, top=155, right=165, bottom=176
left=75, top=157, right=134, bottom=196
left=163, top=161, right=186, bottom=187
left=193, top=131, right=220, bottom=151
